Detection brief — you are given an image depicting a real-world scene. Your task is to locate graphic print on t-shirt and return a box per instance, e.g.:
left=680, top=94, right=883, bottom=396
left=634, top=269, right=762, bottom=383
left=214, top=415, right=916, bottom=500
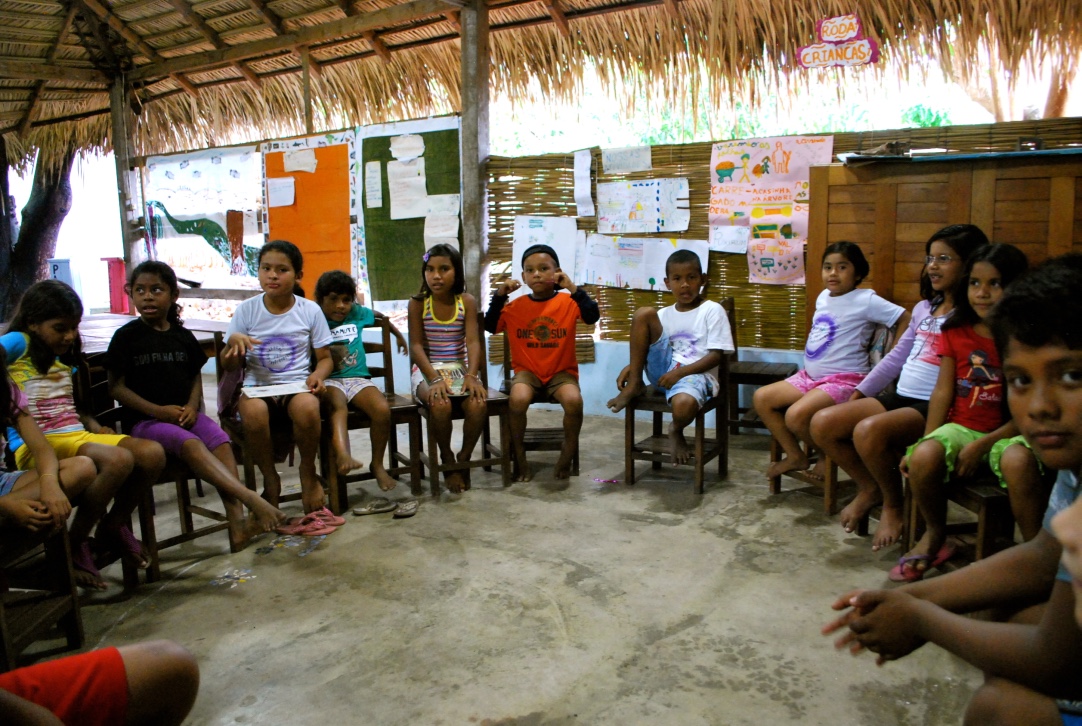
left=956, top=348, right=1001, bottom=408
left=805, top=313, right=838, bottom=360
left=911, top=316, right=942, bottom=365
left=519, top=315, right=569, bottom=349
left=256, top=336, right=303, bottom=373
left=329, top=323, right=359, bottom=373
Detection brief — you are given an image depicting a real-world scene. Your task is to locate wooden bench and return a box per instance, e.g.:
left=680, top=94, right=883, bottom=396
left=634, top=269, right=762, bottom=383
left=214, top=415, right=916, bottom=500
left=906, top=477, right=1016, bottom=561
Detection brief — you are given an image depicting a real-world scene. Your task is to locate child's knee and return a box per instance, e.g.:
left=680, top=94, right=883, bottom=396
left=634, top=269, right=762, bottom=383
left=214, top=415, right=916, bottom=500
left=289, top=395, right=321, bottom=424
left=999, top=444, right=1036, bottom=478
left=909, top=439, right=946, bottom=474
left=95, top=445, right=136, bottom=478
left=63, top=455, right=97, bottom=486
left=129, top=439, right=166, bottom=470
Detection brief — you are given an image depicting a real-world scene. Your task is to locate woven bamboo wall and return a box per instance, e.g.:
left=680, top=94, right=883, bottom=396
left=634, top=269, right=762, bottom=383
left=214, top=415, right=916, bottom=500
left=487, top=117, right=1082, bottom=350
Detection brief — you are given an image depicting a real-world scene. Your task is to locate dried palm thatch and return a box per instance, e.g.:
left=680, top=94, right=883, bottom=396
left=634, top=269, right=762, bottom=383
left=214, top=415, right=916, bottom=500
left=0, top=0, right=1077, bottom=168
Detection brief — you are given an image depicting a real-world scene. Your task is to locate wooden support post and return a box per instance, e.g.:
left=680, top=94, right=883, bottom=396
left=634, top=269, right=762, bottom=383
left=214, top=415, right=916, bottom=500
left=110, top=75, right=141, bottom=267
left=227, top=210, right=244, bottom=271
left=459, top=0, right=488, bottom=299
left=300, top=45, right=314, bottom=134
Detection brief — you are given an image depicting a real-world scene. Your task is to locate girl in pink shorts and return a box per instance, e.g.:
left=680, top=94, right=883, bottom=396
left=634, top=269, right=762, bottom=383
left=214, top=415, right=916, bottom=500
left=753, top=242, right=907, bottom=480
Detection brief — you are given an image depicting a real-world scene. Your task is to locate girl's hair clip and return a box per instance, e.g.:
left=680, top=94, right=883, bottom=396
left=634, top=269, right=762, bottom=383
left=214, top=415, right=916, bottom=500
left=422, top=253, right=430, bottom=262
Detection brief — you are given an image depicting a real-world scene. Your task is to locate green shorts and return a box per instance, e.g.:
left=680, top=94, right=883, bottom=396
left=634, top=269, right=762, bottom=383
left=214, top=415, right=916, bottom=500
left=905, top=422, right=1039, bottom=487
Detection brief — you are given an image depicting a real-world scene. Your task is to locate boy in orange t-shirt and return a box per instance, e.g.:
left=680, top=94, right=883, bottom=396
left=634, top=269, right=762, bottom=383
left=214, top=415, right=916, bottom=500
left=485, top=244, right=600, bottom=482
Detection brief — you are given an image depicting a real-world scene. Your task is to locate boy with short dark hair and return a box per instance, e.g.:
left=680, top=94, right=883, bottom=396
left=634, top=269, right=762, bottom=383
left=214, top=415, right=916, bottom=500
left=484, top=244, right=600, bottom=482
left=823, top=254, right=1082, bottom=724
left=606, top=249, right=734, bottom=464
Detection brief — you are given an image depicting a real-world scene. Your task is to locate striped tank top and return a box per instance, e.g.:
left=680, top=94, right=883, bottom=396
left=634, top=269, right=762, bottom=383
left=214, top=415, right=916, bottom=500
left=423, top=295, right=467, bottom=362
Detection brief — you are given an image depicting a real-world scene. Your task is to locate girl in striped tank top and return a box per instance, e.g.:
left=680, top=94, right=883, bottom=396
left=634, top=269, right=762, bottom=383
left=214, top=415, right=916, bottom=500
left=408, top=244, right=488, bottom=494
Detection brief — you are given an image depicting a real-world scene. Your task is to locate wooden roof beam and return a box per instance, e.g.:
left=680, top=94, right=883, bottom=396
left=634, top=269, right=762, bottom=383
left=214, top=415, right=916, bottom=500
left=539, top=0, right=569, bottom=36
left=363, top=31, right=392, bottom=63
left=443, top=10, right=460, bottom=33
left=129, top=0, right=448, bottom=81
left=0, top=59, right=107, bottom=83
left=166, top=0, right=261, bottom=88
left=246, top=0, right=285, bottom=35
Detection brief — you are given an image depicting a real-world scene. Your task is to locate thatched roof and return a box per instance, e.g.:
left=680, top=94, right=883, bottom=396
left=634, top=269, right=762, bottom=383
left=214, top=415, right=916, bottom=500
left=1, top=0, right=1079, bottom=168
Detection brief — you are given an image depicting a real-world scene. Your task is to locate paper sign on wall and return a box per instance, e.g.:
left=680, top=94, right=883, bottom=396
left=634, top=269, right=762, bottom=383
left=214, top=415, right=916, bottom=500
left=389, top=134, right=425, bottom=161
left=283, top=148, right=317, bottom=173
left=574, top=149, right=595, bottom=218
left=266, top=177, right=295, bottom=207
left=424, top=215, right=459, bottom=248
left=579, top=234, right=708, bottom=291
left=511, top=216, right=584, bottom=299
left=597, top=178, right=690, bottom=234
left=364, top=161, right=383, bottom=208
left=601, top=146, right=652, bottom=174
left=387, top=158, right=428, bottom=220
left=709, top=225, right=751, bottom=254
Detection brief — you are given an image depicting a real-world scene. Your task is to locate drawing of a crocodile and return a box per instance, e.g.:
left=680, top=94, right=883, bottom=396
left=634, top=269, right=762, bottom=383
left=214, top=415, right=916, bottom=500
left=148, top=200, right=258, bottom=275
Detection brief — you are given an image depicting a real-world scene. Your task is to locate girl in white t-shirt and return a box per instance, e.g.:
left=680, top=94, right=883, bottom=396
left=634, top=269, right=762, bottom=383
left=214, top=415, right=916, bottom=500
left=754, top=242, right=906, bottom=481
left=221, top=241, right=336, bottom=526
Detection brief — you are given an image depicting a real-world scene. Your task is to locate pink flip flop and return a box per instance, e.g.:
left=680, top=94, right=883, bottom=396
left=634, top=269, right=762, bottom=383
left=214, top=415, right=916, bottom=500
left=307, top=507, right=345, bottom=527
left=276, top=513, right=336, bottom=537
left=889, top=543, right=956, bottom=582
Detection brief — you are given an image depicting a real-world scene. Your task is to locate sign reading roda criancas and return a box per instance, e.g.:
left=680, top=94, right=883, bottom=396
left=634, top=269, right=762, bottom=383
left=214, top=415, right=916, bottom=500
left=797, top=13, right=880, bottom=69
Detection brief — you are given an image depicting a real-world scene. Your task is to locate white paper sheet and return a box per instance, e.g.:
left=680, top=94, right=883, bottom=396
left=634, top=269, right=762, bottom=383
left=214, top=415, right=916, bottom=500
left=708, top=225, right=751, bottom=253
left=242, top=381, right=309, bottom=398
left=573, top=149, right=595, bottom=218
left=283, top=148, right=317, bottom=173
left=424, top=215, right=460, bottom=248
left=266, top=177, right=295, bottom=208
left=364, top=161, right=383, bottom=208
left=389, top=134, right=425, bottom=161
left=426, top=193, right=460, bottom=215
left=511, top=216, right=584, bottom=299
left=642, top=238, right=710, bottom=291
left=387, top=158, right=428, bottom=220
left=601, top=145, right=652, bottom=174
left=579, top=234, right=708, bottom=290
left=596, top=178, right=690, bottom=234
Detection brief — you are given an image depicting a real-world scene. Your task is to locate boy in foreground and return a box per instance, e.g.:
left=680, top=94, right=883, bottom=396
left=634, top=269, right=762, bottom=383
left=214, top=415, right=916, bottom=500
left=484, top=244, right=600, bottom=481
left=822, top=254, right=1082, bottom=724
left=606, top=249, right=734, bottom=464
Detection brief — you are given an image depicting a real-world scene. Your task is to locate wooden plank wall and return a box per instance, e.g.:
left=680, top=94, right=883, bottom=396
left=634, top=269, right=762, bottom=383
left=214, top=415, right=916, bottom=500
left=806, top=156, right=1082, bottom=331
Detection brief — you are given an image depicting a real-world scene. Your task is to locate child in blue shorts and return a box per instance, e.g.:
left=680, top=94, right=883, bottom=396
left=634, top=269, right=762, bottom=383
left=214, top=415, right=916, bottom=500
left=607, top=249, right=734, bottom=464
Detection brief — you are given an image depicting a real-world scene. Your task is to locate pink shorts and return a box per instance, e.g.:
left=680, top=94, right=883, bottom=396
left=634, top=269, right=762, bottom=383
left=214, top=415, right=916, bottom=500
left=785, top=370, right=866, bottom=405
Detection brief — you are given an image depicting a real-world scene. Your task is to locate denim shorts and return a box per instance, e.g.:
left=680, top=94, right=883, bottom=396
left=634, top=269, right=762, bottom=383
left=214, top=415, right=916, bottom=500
left=645, top=333, right=718, bottom=407
left=0, top=470, right=25, bottom=497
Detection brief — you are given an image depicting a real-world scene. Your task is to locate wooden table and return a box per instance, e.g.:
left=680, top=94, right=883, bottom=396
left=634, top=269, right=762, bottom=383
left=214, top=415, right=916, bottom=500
left=78, top=314, right=227, bottom=356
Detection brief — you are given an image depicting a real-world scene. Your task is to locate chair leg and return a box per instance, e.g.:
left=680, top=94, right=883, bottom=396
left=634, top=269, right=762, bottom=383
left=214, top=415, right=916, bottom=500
left=823, top=457, right=838, bottom=515
left=694, top=411, right=705, bottom=495
left=499, top=413, right=512, bottom=487
left=176, top=479, right=195, bottom=536
left=408, top=416, right=424, bottom=497
left=625, top=407, right=636, bottom=486
left=728, top=383, right=741, bottom=437
left=718, top=406, right=729, bottom=480
left=768, top=437, right=783, bottom=495
left=651, top=411, right=662, bottom=470
left=482, top=416, right=493, bottom=473
left=426, top=415, right=441, bottom=497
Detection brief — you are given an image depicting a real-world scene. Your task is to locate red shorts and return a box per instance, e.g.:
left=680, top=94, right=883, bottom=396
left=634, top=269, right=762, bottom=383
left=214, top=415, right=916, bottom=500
left=0, top=646, right=129, bottom=725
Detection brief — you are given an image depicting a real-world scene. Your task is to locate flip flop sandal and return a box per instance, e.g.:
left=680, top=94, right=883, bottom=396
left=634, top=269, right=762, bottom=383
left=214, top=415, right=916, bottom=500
left=352, top=498, right=398, bottom=516
left=307, top=507, right=346, bottom=527
left=72, top=539, right=103, bottom=579
left=276, top=514, right=335, bottom=536
left=888, top=544, right=956, bottom=583
left=393, top=499, right=419, bottom=519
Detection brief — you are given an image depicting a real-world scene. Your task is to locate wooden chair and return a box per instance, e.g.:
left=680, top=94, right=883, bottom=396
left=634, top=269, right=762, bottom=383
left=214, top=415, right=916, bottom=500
left=318, top=317, right=423, bottom=513
left=622, top=297, right=734, bottom=494
left=499, top=331, right=580, bottom=476
left=766, top=322, right=897, bottom=516
left=75, top=344, right=230, bottom=586
left=0, top=526, right=83, bottom=672
left=727, top=302, right=799, bottom=436
left=415, top=314, right=512, bottom=496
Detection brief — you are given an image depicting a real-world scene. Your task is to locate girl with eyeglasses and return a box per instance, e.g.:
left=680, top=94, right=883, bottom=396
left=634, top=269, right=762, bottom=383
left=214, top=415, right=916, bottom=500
left=810, top=224, right=989, bottom=550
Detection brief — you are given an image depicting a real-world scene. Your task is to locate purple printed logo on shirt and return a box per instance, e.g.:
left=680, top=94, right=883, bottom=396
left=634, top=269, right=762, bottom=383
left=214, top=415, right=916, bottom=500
left=805, top=314, right=837, bottom=360
left=256, top=336, right=301, bottom=373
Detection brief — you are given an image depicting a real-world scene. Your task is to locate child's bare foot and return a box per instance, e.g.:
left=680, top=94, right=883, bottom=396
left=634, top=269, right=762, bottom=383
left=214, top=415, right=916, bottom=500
left=871, top=505, right=905, bottom=551
left=261, top=472, right=282, bottom=508
left=72, top=540, right=108, bottom=590
left=806, top=458, right=828, bottom=482
left=839, top=490, right=880, bottom=534
left=554, top=446, right=577, bottom=479
left=445, top=471, right=466, bottom=493
left=251, top=497, right=286, bottom=532
left=456, top=452, right=473, bottom=490
left=336, top=449, right=364, bottom=475
left=513, top=456, right=532, bottom=482
left=765, top=453, right=811, bottom=480
left=669, top=426, right=691, bottom=466
left=371, top=463, right=397, bottom=492
left=229, top=514, right=270, bottom=552
left=606, top=380, right=644, bottom=413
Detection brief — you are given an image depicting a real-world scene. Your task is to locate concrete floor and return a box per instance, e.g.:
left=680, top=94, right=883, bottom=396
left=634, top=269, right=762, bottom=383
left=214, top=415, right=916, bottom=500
left=62, top=407, right=982, bottom=726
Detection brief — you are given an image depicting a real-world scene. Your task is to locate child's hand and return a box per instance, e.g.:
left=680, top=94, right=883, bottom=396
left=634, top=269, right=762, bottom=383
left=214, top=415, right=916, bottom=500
left=496, top=280, right=521, bottom=296
left=97, top=425, right=116, bottom=435
left=38, top=479, right=72, bottom=528
left=394, top=334, right=408, bottom=356
left=553, top=271, right=576, bottom=294
left=614, top=365, right=631, bottom=390
left=657, top=368, right=683, bottom=389
left=821, top=588, right=874, bottom=654
left=177, top=405, right=198, bottom=428
left=898, top=454, right=910, bottom=478
left=226, top=334, right=261, bottom=357
left=425, top=378, right=450, bottom=405
left=0, top=498, right=52, bottom=532
left=841, top=590, right=929, bottom=664
left=956, top=439, right=991, bottom=478
left=306, top=374, right=326, bottom=396
left=157, top=405, right=186, bottom=425
left=848, top=390, right=866, bottom=401
left=462, top=374, right=486, bottom=401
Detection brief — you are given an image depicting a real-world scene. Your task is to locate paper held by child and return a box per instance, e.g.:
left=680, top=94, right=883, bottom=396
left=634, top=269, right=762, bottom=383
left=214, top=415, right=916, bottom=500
left=431, top=360, right=465, bottom=395
left=242, top=381, right=311, bottom=398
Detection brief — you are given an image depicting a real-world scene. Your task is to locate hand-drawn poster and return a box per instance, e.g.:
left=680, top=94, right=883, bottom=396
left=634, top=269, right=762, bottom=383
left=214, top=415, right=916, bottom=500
left=708, top=135, right=832, bottom=285
left=511, top=216, right=584, bottom=299
left=601, top=146, right=652, bottom=174
left=144, top=145, right=263, bottom=279
left=579, top=234, right=708, bottom=291
left=597, top=178, right=690, bottom=234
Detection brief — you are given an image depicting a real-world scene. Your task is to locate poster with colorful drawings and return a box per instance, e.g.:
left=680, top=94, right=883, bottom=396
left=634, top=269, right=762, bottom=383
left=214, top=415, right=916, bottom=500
left=707, top=135, right=832, bottom=285
left=596, top=178, right=690, bottom=234
left=578, top=234, right=708, bottom=291
left=511, top=216, right=585, bottom=300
